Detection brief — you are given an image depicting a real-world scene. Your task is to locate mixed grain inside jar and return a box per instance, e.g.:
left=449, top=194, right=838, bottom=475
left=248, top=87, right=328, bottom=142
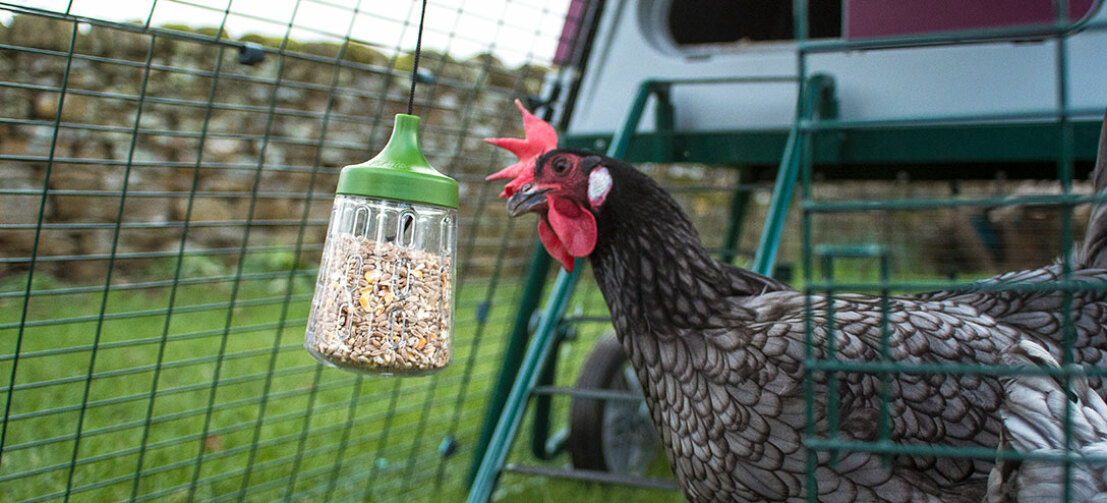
left=306, top=196, right=455, bottom=375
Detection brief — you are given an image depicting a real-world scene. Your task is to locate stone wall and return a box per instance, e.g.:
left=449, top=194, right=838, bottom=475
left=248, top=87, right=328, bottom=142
left=0, top=14, right=545, bottom=282
left=0, top=15, right=1087, bottom=284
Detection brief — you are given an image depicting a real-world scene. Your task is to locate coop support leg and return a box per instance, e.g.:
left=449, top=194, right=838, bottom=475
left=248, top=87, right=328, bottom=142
left=468, top=243, right=551, bottom=485
left=530, top=322, right=570, bottom=460
left=721, top=167, right=753, bottom=264
left=467, top=262, right=583, bottom=503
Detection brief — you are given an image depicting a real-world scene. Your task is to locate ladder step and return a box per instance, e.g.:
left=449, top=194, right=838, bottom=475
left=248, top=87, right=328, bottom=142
left=531, top=385, right=642, bottom=402
left=502, top=464, right=680, bottom=491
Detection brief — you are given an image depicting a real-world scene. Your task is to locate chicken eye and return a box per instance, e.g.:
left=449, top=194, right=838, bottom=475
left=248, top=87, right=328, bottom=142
left=552, top=157, right=571, bottom=175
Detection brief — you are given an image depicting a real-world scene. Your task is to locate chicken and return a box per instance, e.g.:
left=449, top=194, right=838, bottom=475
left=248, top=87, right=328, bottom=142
left=986, top=340, right=1107, bottom=503
left=485, top=101, right=1107, bottom=502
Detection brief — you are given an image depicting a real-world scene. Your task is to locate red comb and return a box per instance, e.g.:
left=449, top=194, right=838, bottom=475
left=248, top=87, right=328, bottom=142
left=485, top=99, right=558, bottom=198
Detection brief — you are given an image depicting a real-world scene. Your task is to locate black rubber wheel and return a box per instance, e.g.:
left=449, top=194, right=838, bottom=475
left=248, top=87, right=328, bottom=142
left=568, top=333, right=661, bottom=474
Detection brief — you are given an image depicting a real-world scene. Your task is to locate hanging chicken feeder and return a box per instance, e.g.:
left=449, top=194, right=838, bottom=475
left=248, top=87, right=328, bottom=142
left=305, top=114, right=458, bottom=375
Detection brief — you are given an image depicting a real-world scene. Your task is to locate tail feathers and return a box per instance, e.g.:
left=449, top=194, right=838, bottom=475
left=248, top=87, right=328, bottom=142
left=986, top=340, right=1107, bottom=503
left=998, top=341, right=1107, bottom=451
left=1079, top=109, right=1107, bottom=269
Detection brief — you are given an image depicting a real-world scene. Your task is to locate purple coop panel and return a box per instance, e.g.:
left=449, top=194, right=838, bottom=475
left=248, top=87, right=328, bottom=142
left=847, top=0, right=1099, bottom=39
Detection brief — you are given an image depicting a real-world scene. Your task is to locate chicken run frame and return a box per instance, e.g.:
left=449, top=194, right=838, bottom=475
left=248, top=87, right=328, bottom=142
left=2, top=1, right=1107, bottom=502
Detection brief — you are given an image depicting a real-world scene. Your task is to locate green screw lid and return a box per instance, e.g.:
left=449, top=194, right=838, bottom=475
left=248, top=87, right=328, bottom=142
left=336, top=114, right=459, bottom=209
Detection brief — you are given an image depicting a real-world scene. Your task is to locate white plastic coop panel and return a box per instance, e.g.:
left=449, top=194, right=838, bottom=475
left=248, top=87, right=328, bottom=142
left=566, top=0, right=1107, bottom=135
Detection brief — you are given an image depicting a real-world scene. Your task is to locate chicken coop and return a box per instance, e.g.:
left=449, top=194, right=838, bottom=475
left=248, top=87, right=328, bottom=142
left=2, top=0, right=1106, bottom=502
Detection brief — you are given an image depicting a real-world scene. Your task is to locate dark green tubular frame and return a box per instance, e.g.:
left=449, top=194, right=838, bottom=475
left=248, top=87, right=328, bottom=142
left=792, top=1, right=1107, bottom=502
left=468, top=74, right=839, bottom=501
left=469, top=1, right=1107, bottom=502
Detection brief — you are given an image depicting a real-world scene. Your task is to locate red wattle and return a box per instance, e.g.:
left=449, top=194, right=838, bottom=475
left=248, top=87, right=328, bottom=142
left=538, top=218, right=575, bottom=272
left=547, top=197, right=597, bottom=257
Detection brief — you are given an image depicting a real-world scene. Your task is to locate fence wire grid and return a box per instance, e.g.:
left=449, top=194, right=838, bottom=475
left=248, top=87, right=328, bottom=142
left=792, top=2, right=1107, bottom=503
left=0, top=1, right=577, bottom=501
left=6, top=1, right=1107, bottom=503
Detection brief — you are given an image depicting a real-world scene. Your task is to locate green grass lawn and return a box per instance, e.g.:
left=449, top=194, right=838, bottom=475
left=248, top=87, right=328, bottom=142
left=0, top=258, right=687, bottom=502
left=0, top=243, right=991, bottom=503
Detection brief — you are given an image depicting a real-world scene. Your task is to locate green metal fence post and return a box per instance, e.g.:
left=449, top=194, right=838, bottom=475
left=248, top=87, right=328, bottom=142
left=653, top=82, right=675, bottom=163
left=721, top=167, right=754, bottom=264
left=751, top=73, right=836, bottom=276
left=610, top=81, right=658, bottom=158
left=467, top=260, right=584, bottom=503
left=468, top=245, right=551, bottom=484
left=529, top=321, right=568, bottom=460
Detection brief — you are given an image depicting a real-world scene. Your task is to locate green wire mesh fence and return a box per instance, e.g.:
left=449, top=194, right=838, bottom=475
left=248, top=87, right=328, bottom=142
left=7, top=0, right=1107, bottom=501
left=793, top=2, right=1107, bottom=502
left=0, top=1, right=576, bottom=501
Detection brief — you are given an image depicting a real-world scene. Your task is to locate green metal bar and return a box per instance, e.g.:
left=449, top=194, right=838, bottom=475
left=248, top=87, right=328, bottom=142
left=0, top=243, right=324, bottom=268
left=128, top=12, right=232, bottom=493
left=561, top=120, right=1104, bottom=168
left=720, top=168, right=753, bottom=264
left=401, top=377, right=441, bottom=488
left=0, top=336, right=310, bottom=399
left=820, top=253, right=840, bottom=468
left=802, top=440, right=1107, bottom=462
left=529, top=322, right=567, bottom=460
left=240, top=1, right=358, bottom=497
left=0, top=18, right=531, bottom=111
left=792, top=5, right=817, bottom=497
left=276, top=365, right=325, bottom=500
left=365, top=379, right=404, bottom=499
left=878, top=251, right=892, bottom=468
left=802, top=108, right=1106, bottom=130
left=2, top=364, right=330, bottom=455
left=62, top=33, right=156, bottom=502
left=0, top=293, right=311, bottom=343
left=805, top=192, right=1106, bottom=213
left=467, top=244, right=551, bottom=484
left=805, top=279, right=1107, bottom=294
left=0, top=188, right=326, bottom=199
left=608, top=81, right=657, bottom=159
left=58, top=406, right=388, bottom=503
left=813, top=245, right=890, bottom=470
left=752, top=73, right=835, bottom=277
left=435, top=7, right=547, bottom=485
left=0, top=19, right=78, bottom=472
left=1053, top=3, right=1077, bottom=500
left=185, top=1, right=301, bottom=497
left=652, top=82, right=675, bottom=162
left=445, top=215, right=517, bottom=487
left=803, top=360, right=1107, bottom=378
left=467, top=260, right=583, bottom=503
left=0, top=34, right=519, bottom=104
left=321, top=373, right=365, bottom=502
left=442, top=5, right=560, bottom=482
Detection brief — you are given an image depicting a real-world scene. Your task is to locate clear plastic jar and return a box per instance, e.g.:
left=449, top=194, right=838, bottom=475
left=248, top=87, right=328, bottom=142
left=306, top=195, right=456, bottom=375
left=305, top=114, right=458, bottom=375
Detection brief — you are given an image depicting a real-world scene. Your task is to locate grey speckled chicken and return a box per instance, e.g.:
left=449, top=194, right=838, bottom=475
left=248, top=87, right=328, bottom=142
left=987, top=340, right=1107, bottom=503
left=485, top=102, right=1107, bottom=502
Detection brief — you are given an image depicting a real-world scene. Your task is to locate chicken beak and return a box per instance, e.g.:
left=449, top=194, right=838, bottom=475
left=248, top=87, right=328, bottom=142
left=506, top=184, right=550, bottom=217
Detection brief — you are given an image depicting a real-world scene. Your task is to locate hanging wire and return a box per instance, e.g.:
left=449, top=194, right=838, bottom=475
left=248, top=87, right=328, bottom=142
left=408, top=0, right=429, bottom=115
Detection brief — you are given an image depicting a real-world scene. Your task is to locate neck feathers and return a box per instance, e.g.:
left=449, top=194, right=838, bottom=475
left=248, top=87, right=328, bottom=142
left=587, top=161, right=785, bottom=330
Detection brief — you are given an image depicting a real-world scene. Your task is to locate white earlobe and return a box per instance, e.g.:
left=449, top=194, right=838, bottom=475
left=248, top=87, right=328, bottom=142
left=588, top=167, right=613, bottom=209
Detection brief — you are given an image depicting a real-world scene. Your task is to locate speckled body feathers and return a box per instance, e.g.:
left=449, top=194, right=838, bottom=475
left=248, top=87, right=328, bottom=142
left=585, top=152, right=1107, bottom=502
